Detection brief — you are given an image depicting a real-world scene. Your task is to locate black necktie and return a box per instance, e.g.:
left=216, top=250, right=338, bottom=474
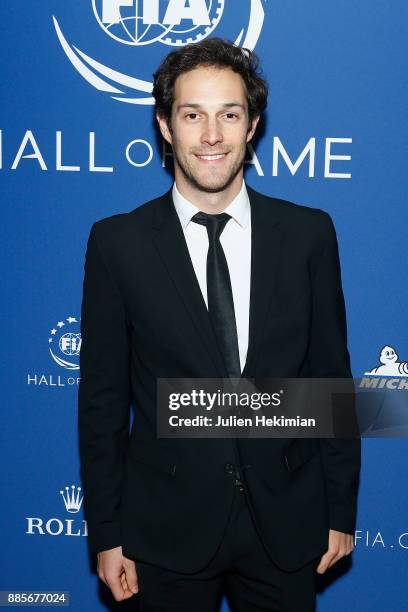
left=192, top=211, right=241, bottom=378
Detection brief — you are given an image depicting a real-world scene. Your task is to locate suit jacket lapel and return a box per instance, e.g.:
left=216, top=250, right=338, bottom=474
left=242, top=186, right=283, bottom=377
left=152, top=187, right=228, bottom=377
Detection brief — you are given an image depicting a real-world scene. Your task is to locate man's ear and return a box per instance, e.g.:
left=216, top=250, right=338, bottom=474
left=246, top=114, right=260, bottom=143
left=156, top=113, right=173, bottom=145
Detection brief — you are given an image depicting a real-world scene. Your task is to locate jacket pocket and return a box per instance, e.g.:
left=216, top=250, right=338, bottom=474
left=283, top=439, right=319, bottom=472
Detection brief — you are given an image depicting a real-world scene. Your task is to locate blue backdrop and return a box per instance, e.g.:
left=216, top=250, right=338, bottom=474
left=1, top=1, right=408, bottom=609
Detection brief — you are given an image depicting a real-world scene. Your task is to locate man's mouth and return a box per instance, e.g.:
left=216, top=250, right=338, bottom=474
left=194, top=152, right=229, bottom=164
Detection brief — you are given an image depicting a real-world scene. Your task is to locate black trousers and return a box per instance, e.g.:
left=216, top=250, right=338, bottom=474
left=135, top=484, right=320, bottom=612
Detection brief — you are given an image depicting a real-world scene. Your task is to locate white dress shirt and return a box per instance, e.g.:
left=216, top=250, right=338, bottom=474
left=172, top=179, right=251, bottom=373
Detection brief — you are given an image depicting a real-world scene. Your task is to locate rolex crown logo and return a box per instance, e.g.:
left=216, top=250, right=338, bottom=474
left=60, top=485, right=83, bottom=513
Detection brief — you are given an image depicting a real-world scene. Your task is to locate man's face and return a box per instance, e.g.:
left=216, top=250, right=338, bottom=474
left=156, top=65, right=259, bottom=193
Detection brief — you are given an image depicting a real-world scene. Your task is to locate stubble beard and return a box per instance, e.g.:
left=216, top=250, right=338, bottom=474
left=172, top=142, right=247, bottom=194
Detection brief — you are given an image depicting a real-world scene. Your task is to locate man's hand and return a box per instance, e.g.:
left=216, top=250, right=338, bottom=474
left=316, top=529, right=354, bottom=574
left=97, top=546, right=138, bottom=601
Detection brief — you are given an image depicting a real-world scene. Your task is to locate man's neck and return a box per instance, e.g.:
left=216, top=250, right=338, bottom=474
left=174, top=172, right=244, bottom=214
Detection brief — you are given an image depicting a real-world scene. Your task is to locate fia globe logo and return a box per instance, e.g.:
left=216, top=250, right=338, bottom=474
left=48, top=316, right=81, bottom=371
left=92, top=0, right=224, bottom=46
left=53, top=0, right=265, bottom=104
left=27, top=315, right=82, bottom=388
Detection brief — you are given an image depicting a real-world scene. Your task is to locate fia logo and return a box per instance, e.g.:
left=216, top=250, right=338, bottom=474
left=52, top=0, right=265, bottom=104
left=92, top=0, right=225, bottom=46
left=48, top=316, right=81, bottom=370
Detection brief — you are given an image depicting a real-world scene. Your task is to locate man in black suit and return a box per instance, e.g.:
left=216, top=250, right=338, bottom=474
left=78, top=38, right=360, bottom=611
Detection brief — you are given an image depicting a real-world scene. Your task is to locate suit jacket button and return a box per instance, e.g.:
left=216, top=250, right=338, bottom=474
left=224, top=463, right=234, bottom=474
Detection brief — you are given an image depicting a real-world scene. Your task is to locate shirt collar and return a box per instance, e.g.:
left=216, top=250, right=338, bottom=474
left=172, top=179, right=250, bottom=231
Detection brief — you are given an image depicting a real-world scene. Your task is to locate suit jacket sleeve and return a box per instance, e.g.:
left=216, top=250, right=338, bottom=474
left=310, top=211, right=361, bottom=535
left=78, top=222, right=131, bottom=553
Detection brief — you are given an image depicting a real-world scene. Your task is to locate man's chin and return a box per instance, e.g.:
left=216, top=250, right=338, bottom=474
left=192, top=182, right=231, bottom=194
left=187, top=172, right=239, bottom=194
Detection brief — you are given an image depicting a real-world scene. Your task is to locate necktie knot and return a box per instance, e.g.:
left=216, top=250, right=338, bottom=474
left=192, top=211, right=231, bottom=240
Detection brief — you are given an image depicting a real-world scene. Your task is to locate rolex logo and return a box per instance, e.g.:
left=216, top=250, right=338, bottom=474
left=26, top=486, right=87, bottom=538
left=59, top=485, right=83, bottom=513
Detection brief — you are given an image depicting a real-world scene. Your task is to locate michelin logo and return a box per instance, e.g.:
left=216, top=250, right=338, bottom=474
left=360, top=345, right=408, bottom=390
left=365, top=345, right=408, bottom=377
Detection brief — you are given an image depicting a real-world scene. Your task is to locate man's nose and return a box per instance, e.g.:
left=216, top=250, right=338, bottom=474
left=201, top=119, right=223, bottom=146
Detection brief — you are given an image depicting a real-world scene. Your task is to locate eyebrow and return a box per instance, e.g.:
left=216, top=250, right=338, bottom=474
left=176, top=102, right=246, bottom=112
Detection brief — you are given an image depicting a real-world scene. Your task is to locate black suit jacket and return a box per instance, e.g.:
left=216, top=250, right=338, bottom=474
left=78, top=184, right=361, bottom=572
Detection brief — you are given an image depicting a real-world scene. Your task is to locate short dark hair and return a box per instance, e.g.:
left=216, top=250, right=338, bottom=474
left=152, top=37, right=268, bottom=132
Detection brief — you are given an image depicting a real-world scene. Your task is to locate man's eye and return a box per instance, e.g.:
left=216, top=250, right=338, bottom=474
left=185, top=113, right=238, bottom=120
